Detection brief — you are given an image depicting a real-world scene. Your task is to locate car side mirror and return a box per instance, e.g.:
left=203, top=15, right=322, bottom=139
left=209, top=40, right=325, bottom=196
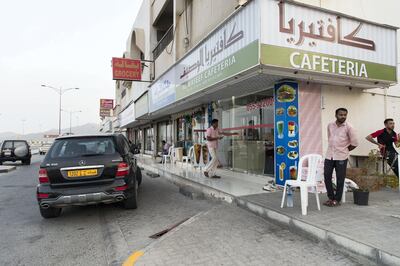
left=130, top=144, right=140, bottom=154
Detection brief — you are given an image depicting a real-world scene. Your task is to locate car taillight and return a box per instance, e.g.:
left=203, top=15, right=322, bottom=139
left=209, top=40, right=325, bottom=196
left=114, top=184, right=128, bottom=191
left=39, top=169, right=50, bottom=184
left=116, top=162, right=129, bottom=177
left=37, top=193, right=49, bottom=199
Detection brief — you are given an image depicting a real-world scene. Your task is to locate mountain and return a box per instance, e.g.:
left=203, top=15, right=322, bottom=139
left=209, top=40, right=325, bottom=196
left=0, top=123, right=100, bottom=141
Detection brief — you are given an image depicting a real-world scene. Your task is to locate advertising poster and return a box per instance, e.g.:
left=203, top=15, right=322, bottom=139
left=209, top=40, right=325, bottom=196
left=274, top=81, right=300, bottom=186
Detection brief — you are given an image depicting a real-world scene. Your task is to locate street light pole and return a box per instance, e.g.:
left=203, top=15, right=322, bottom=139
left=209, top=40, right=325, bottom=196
left=59, top=89, right=62, bottom=136
left=41, top=85, right=79, bottom=135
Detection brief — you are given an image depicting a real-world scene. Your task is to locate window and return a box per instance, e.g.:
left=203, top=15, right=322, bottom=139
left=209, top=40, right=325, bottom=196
left=158, top=121, right=173, bottom=153
left=144, top=128, right=154, bottom=153
left=3, top=141, right=13, bottom=149
left=49, top=137, right=116, bottom=159
left=14, top=141, right=28, bottom=148
left=218, top=89, right=275, bottom=175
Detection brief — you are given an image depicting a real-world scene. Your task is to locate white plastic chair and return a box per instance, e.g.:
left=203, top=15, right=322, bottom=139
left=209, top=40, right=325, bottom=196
left=281, top=154, right=323, bottom=215
left=182, top=146, right=194, bottom=167
left=163, top=146, right=174, bottom=165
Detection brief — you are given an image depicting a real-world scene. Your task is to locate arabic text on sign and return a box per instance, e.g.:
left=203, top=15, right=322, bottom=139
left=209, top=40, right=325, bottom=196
left=179, top=22, right=244, bottom=79
left=278, top=2, right=375, bottom=51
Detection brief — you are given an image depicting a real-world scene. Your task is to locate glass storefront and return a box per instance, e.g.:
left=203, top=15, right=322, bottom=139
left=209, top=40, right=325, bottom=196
left=176, top=110, right=206, bottom=155
left=217, top=89, right=275, bottom=176
left=144, top=127, right=154, bottom=154
left=134, top=129, right=144, bottom=153
left=157, top=121, right=173, bottom=153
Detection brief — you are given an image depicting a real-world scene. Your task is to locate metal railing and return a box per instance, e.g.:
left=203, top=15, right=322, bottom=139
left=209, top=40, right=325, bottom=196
left=152, top=25, right=173, bottom=60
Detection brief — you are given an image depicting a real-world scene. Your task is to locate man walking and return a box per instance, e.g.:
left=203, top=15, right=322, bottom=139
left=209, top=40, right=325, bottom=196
left=204, top=119, right=237, bottom=178
left=324, top=108, right=358, bottom=207
left=366, top=119, right=399, bottom=178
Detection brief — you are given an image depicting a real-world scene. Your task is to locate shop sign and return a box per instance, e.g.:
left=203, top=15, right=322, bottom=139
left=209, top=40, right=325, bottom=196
left=175, top=0, right=259, bottom=99
left=261, top=0, right=397, bottom=82
left=112, top=57, right=142, bottom=81
left=100, top=99, right=114, bottom=109
left=100, top=108, right=111, bottom=117
left=274, top=81, right=300, bottom=187
left=135, top=92, right=149, bottom=118
left=149, top=68, right=175, bottom=112
left=119, top=102, right=135, bottom=128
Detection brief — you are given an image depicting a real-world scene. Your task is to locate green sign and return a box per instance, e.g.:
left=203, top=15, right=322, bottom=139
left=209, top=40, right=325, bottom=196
left=176, top=41, right=259, bottom=100
left=261, top=44, right=397, bottom=82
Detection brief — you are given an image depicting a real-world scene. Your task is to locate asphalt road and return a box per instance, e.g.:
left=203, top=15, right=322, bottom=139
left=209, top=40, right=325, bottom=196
left=0, top=155, right=215, bottom=266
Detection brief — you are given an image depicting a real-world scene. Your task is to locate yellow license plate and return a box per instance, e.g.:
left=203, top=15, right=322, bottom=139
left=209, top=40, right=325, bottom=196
left=67, top=169, right=98, bottom=178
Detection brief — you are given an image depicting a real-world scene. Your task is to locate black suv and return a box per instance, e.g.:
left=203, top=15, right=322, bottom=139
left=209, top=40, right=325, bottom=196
left=36, top=134, right=142, bottom=218
left=0, top=140, right=32, bottom=165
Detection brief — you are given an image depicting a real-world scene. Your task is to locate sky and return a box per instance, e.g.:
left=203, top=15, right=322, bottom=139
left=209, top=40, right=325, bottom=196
left=0, top=0, right=143, bottom=134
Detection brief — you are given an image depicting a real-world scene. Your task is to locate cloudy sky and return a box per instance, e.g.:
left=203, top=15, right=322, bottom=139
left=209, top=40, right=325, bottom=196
left=0, top=0, right=142, bottom=134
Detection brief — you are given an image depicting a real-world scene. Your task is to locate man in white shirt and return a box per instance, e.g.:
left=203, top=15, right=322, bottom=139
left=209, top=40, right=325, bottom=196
left=204, top=119, right=237, bottom=178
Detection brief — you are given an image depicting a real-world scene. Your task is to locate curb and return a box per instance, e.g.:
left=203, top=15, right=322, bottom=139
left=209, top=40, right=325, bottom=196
left=139, top=161, right=400, bottom=266
left=0, top=166, right=17, bottom=173
left=139, top=162, right=235, bottom=204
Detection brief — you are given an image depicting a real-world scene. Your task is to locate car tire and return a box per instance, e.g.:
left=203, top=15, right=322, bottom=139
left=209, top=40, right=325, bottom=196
left=23, top=159, right=31, bottom=165
left=123, top=179, right=138, bottom=209
left=0, top=161, right=2, bottom=165
left=40, top=207, right=62, bottom=218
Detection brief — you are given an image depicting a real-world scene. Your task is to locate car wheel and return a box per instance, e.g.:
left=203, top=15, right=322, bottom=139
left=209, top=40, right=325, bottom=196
left=0, top=161, right=2, bottom=165
left=23, top=159, right=30, bottom=165
left=123, top=179, right=138, bottom=209
left=39, top=206, right=62, bottom=218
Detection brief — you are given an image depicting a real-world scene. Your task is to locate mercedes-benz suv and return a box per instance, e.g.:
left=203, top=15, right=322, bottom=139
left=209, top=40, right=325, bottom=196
left=36, top=134, right=142, bottom=218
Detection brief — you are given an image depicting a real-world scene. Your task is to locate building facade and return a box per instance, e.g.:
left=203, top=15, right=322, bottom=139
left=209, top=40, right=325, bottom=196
left=115, top=0, right=398, bottom=185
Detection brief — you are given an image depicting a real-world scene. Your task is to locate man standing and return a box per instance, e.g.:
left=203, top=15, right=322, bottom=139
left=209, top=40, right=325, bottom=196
left=324, top=108, right=358, bottom=207
left=366, top=119, right=399, bottom=178
left=204, top=119, right=237, bottom=178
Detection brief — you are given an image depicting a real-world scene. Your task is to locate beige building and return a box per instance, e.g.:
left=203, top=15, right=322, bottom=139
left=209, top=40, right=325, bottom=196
left=114, top=0, right=398, bottom=185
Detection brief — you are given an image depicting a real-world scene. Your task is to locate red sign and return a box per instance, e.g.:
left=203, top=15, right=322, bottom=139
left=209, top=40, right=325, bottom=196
left=100, top=99, right=114, bottom=109
left=112, top=57, right=142, bottom=81
left=246, top=97, right=274, bottom=112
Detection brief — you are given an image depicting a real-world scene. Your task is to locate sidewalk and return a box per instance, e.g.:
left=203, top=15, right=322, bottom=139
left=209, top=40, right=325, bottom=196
left=137, top=155, right=400, bottom=265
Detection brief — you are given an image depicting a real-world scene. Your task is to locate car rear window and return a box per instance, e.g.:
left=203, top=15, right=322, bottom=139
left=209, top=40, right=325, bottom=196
left=3, top=141, right=13, bottom=149
left=49, top=137, right=117, bottom=159
left=14, top=141, right=28, bottom=148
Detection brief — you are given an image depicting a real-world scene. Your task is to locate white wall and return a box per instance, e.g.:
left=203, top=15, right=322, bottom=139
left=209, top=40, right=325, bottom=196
left=321, top=85, right=400, bottom=157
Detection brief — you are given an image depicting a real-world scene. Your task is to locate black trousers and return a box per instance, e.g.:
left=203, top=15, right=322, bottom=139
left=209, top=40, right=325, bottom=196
left=386, top=151, right=399, bottom=178
left=324, top=159, right=348, bottom=201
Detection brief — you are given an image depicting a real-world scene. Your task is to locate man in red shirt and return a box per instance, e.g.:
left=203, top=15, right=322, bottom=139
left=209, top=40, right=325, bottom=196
left=324, top=108, right=358, bottom=207
left=366, top=118, right=399, bottom=178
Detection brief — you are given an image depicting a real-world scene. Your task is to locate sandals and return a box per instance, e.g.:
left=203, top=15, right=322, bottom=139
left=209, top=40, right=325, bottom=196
left=323, top=199, right=340, bottom=207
